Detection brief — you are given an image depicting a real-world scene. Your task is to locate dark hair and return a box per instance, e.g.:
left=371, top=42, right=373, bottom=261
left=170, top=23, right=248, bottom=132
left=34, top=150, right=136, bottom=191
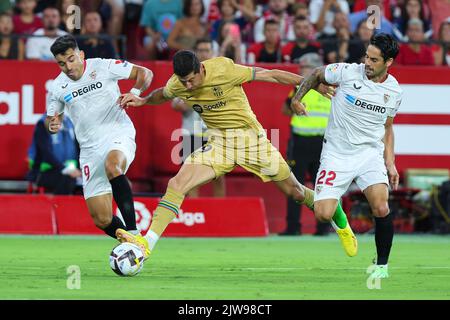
left=294, top=15, right=309, bottom=24
left=217, top=0, right=236, bottom=14
left=194, top=38, right=212, bottom=50
left=50, top=35, right=79, bottom=56
left=401, top=0, right=427, bottom=33
left=183, top=0, right=205, bottom=17
left=173, top=50, right=201, bottom=77
left=264, top=18, right=279, bottom=28
left=369, top=33, right=399, bottom=61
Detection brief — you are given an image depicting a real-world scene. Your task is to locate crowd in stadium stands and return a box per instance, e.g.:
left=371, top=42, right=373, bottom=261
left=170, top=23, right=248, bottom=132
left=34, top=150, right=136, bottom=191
left=0, top=0, right=449, bottom=65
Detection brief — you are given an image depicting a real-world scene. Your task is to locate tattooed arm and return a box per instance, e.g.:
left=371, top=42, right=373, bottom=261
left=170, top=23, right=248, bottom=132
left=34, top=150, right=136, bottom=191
left=290, top=66, right=329, bottom=116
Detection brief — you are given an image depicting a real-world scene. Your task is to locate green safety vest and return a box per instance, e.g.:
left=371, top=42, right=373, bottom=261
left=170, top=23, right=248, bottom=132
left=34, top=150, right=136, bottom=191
left=290, top=89, right=331, bottom=136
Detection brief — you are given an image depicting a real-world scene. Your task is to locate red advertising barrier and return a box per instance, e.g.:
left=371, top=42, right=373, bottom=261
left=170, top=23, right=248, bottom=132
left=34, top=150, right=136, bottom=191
left=2, top=60, right=449, bottom=182
left=0, top=195, right=269, bottom=237
left=0, top=195, right=56, bottom=234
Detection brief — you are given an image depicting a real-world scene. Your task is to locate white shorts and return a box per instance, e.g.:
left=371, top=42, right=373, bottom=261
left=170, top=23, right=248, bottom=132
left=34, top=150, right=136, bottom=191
left=80, top=134, right=136, bottom=199
left=314, top=147, right=388, bottom=202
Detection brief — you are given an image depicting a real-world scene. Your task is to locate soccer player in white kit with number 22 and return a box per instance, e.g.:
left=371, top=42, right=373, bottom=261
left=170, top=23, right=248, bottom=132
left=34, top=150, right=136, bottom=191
left=291, top=33, right=402, bottom=279
left=45, top=35, right=153, bottom=239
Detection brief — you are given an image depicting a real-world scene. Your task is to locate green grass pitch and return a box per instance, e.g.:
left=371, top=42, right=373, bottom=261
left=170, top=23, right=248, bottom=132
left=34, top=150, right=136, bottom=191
left=0, top=234, right=449, bottom=300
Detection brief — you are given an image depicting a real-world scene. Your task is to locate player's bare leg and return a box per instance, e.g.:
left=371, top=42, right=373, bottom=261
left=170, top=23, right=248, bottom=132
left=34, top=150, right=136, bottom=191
left=212, top=176, right=226, bottom=197
left=314, top=198, right=358, bottom=256
left=117, top=163, right=216, bottom=259
left=273, top=172, right=315, bottom=209
left=274, top=173, right=350, bottom=231
left=86, top=193, right=126, bottom=238
left=105, top=150, right=138, bottom=234
left=364, top=183, right=392, bottom=278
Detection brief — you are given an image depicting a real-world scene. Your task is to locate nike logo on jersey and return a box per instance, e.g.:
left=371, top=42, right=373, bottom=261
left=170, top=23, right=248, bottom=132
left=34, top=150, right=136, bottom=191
left=353, top=83, right=362, bottom=90
left=62, top=84, right=68, bottom=89
left=186, top=95, right=193, bottom=99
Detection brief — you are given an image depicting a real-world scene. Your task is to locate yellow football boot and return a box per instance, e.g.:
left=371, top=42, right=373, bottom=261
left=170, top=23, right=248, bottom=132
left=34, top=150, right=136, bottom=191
left=116, top=229, right=151, bottom=261
left=331, top=221, right=358, bottom=257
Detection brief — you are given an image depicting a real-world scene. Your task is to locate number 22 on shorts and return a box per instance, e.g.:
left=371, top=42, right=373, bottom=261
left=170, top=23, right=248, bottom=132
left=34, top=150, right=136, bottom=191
left=317, top=170, right=336, bottom=186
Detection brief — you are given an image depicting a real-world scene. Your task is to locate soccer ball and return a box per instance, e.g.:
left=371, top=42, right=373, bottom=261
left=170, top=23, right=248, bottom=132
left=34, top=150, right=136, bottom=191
left=109, top=242, right=145, bottom=276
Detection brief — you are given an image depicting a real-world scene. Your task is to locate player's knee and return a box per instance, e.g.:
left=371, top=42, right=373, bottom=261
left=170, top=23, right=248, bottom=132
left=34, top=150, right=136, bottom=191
left=314, top=204, right=334, bottom=222
left=371, top=203, right=390, bottom=217
left=105, top=161, right=123, bottom=180
left=94, top=215, right=112, bottom=229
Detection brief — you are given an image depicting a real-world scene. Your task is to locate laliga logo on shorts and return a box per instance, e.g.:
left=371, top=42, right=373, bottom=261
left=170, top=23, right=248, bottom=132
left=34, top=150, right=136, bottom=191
left=172, top=210, right=206, bottom=227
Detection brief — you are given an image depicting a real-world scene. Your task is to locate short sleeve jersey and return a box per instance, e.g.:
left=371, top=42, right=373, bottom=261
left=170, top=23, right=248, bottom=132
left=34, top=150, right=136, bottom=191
left=46, top=58, right=135, bottom=148
left=323, top=63, right=403, bottom=154
left=163, top=57, right=263, bottom=132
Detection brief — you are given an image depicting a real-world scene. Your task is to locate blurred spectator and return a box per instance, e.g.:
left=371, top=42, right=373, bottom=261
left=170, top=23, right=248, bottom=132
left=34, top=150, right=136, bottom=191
left=292, top=2, right=309, bottom=18
left=349, top=17, right=374, bottom=63
left=321, top=11, right=351, bottom=63
left=282, top=15, right=322, bottom=63
left=322, top=11, right=370, bottom=64
left=352, top=0, right=393, bottom=20
left=0, top=0, right=12, bottom=15
left=349, top=0, right=395, bottom=37
left=13, top=0, right=43, bottom=35
left=140, top=0, right=183, bottom=59
left=0, top=13, right=25, bottom=60
left=204, top=0, right=221, bottom=26
left=27, top=114, right=81, bottom=195
left=253, top=0, right=295, bottom=44
left=247, top=18, right=282, bottom=63
left=210, top=0, right=253, bottom=43
left=216, top=21, right=245, bottom=62
left=396, top=18, right=435, bottom=65
left=292, top=2, right=316, bottom=39
left=26, top=7, right=67, bottom=60
left=431, top=19, right=450, bottom=66
left=428, top=0, right=450, bottom=41
left=309, top=0, right=350, bottom=38
left=78, top=11, right=117, bottom=59
left=392, top=0, right=432, bottom=41
left=57, top=0, right=81, bottom=34
left=171, top=38, right=227, bottom=197
left=167, top=0, right=208, bottom=52
left=104, top=0, right=125, bottom=50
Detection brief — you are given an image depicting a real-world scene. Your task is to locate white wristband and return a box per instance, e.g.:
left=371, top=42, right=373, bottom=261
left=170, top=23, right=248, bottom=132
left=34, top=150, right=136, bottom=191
left=130, top=88, right=141, bottom=96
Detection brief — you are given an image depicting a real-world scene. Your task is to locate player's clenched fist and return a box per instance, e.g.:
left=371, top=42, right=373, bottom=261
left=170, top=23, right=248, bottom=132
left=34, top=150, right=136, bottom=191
left=119, top=93, right=146, bottom=109
left=290, top=99, right=308, bottom=116
left=48, top=116, right=62, bottom=133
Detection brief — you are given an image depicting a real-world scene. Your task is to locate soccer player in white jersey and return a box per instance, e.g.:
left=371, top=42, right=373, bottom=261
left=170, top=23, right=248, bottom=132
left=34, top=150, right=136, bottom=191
left=45, top=35, right=153, bottom=239
left=290, top=33, right=402, bottom=279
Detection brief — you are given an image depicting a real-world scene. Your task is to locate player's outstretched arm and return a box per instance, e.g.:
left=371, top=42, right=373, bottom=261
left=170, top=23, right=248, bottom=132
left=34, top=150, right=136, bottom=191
left=384, top=117, right=399, bottom=190
left=253, top=67, right=304, bottom=85
left=290, top=66, right=328, bottom=116
left=120, top=87, right=170, bottom=108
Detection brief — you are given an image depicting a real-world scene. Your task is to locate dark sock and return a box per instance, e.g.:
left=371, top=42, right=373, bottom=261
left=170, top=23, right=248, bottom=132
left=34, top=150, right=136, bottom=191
left=103, top=215, right=126, bottom=238
left=375, top=214, right=394, bottom=265
left=110, top=175, right=137, bottom=231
